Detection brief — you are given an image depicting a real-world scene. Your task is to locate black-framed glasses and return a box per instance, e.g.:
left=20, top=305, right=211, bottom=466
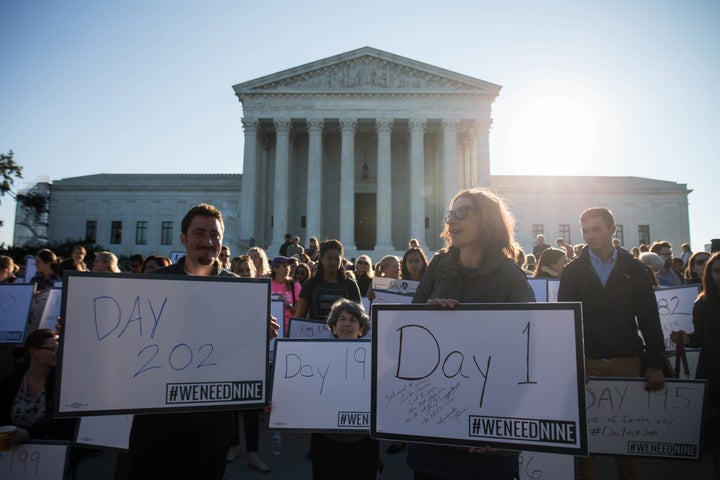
left=695, top=259, right=707, bottom=266
left=36, top=346, right=58, bottom=352
left=443, top=205, right=475, bottom=224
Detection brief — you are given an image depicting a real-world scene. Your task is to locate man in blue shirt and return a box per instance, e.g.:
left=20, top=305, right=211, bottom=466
left=558, top=207, right=665, bottom=480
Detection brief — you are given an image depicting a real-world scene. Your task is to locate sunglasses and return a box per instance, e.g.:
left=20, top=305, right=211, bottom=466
left=356, top=261, right=369, bottom=265
left=443, top=205, right=475, bottom=224
left=695, top=259, right=707, bottom=266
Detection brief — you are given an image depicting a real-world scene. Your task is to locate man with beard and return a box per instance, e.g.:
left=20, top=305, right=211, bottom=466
left=128, top=203, right=278, bottom=479
left=650, top=240, right=684, bottom=287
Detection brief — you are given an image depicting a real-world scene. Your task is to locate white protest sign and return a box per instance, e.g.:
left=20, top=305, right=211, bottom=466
left=372, top=303, right=587, bottom=455
left=547, top=280, right=560, bottom=303
left=527, top=279, right=548, bottom=302
left=287, top=318, right=333, bottom=339
left=370, top=278, right=417, bottom=313
left=23, top=256, right=36, bottom=284
left=75, top=415, right=133, bottom=450
left=38, top=288, right=62, bottom=330
left=655, top=285, right=699, bottom=350
left=372, top=289, right=414, bottom=305
left=57, top=272, right=270, bottom=415
left=371, top=277, right=419, bottom=294
left=586, top=378, right=706, bottom=459
left=270, top=296, right=284, bottom=362
left=0, top=284, right=34, bottom=344
left=518, top=450, right=574, bottom=480
left=269, top=339, right=371, bottom=431
left=0, top=441, right=69, bottom=480
left=361, top=297, right=371, bottom=315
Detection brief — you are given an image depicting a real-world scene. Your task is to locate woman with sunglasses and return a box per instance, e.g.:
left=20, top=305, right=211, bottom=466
left=685, top=251, right=711, bottom=285
left=409, top=188, right=535, bottom=480
left=354, top=255, right=374, bottom=296
left=0, top=329, right=73, bottom=449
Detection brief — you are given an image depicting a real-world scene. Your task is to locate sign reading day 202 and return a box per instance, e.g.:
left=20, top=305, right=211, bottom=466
left=56, top=273, right=270, bottom=416
left=372, top=303, right=587, bottom=455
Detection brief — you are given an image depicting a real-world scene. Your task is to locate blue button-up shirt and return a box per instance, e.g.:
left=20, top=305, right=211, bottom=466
left=588, top=247, right=618, bottom=287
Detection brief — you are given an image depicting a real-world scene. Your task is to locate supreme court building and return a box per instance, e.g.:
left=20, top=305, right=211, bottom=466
left=233, top=47, right=500, bottom=255
left=41, top=47, right=691, bottom=258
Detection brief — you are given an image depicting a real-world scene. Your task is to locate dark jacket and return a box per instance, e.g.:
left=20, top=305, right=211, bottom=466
left=414, top=249, right=535, bottom=304
left=129, top=257, right=237, bottom=472
left=0, top=366, right=74, bottom=440
left=558, top=246, right=665, bottom=369
left=407, top=248, right=534, bottom=480
left=688, top=296, right=720, bottom=406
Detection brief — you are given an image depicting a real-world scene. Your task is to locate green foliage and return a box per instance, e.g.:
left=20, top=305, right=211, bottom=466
left=16, top=192, right=49, bottom=222
left=0, top=150, right=23, bottom=197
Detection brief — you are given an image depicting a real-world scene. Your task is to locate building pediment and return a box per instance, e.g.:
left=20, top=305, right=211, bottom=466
left=233, top=47, right=501, bottom=97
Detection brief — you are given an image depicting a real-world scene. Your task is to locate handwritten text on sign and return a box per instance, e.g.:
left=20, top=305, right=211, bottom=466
left=57, top=273, right=270, bottom=415
left=586, top=378, right=706, bottom=459
left=0, top=442, right=69, bottom=480
left=655, top=285, right=700, bottom=350
left=287, top=318, right=334, bottom=339
left=517, top=451, right=574, bottom=480
left=372, top=304, right=587, bottom=455
left=269, top=339, right=371, bottom=431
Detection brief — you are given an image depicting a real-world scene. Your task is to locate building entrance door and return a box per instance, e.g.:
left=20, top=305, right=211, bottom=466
left=354, top=193, right=376, bottom=251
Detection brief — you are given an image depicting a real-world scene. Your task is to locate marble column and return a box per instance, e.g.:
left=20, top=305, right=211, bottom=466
left=339, top=118, right=357, bottom=251
left=475, top=119, right=492, bottom=187
left=240, top=118, right=259, bottom=245
left=306, top=119, right=324, bottom=240
left=272, top=118, right=291, bottom=250
left=408, top=118, right=426, bottom=247
left=375, top=118, right=394, bottom=250
left=464, top=134, right=476, bottom=188
left=258, top=133, right=270, bottom=246
left=442, top=119, right=459, bottom=207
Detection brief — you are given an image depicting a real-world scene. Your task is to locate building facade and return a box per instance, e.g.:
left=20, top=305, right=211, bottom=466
left=47, top=174, right=242, bottom=257
left=233, top=47, right=500, bottom=255
left=35, top=48, right=691, bottom=259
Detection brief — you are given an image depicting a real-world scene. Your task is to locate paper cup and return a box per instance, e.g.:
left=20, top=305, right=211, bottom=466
left=0, top=425, right=17, bottom=451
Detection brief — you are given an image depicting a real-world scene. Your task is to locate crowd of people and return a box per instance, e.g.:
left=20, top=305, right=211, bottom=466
left=0, top=191, right=718, bottom=480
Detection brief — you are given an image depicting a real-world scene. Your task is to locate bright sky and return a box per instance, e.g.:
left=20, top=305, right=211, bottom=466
left=1, top=0, right=718, bottom=251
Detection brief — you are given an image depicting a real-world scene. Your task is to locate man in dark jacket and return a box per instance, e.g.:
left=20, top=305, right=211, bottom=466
left=128, top=204, right=278, bottom=480
left=558, top=207, right=665, bottom=480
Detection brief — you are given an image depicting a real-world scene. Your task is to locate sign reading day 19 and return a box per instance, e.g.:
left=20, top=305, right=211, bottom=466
left=56, top=273, right=270, bottom=416
left=372, top=303, right=587, bottom=455
left=269, top=339, right=371, bottom=431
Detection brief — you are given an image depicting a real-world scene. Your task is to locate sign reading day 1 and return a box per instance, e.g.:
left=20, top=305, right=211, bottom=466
left=269, top=339, right=371, bottom=431
left=372, top=303, right=587, bottom=455
left=56, top=272, right=270, bottom=416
